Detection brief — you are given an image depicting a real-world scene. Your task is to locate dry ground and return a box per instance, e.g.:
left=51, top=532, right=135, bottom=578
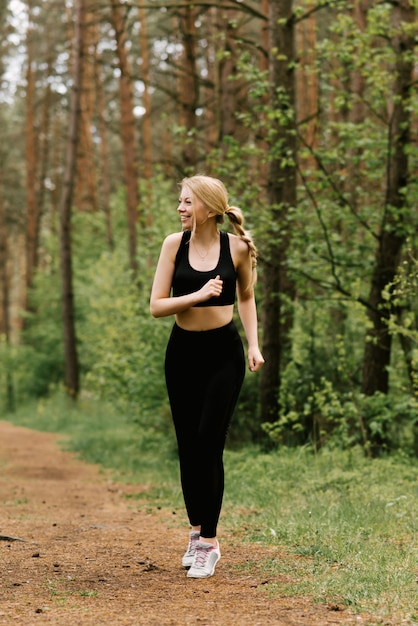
left=0, top=420, right=368, bottom=626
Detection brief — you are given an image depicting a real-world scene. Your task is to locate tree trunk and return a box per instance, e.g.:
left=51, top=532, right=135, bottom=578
left=25, top=0, right=39, bottom=298
left=361, top=0, right=415, bottom=453
left=260, top=0, right=297, bottom=423
left=138, top=0, right=152, bottom=184
left=111, top=0, right=140, bottom=273
left=94, top=34, right=114, bottom=250
left=346, top=0, right=368, bottom=210
left=296, top=3, right=318, bottom=164
left=177, top=5, right=198, bottom=171
left=362, top=0, right=415, bottom=397
left=218, top=10, right=240, bottom=141
left=0, top=179, right=14, bottom=412
left=59, top=0, right=84, bottom=399
left=36, top=57, right=53, bottom=226
left=75, top=0, right=98, bottom=213
left=138, top=0, right=153, bottom=233
left=203, top=6, right=219, bottom=153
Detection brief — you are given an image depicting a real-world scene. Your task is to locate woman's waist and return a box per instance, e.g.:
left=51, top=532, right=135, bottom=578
left=175, top=305, right=234, bottom=332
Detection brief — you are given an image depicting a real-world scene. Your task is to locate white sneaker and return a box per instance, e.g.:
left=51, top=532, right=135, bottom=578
left=187, top=540, right=221, bottom=578
left=182, top=531, right=200, bottom=568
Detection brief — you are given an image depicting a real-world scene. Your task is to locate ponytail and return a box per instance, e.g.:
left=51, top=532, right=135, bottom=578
left=226, top=205, right=258, bottom=285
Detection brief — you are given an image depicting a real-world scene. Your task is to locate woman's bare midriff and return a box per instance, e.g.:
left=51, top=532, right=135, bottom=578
left=175, top=304, right=234, bottom=331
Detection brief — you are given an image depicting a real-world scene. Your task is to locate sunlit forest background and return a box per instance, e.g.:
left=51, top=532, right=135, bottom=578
left=1, top=0, right=417, bottom=457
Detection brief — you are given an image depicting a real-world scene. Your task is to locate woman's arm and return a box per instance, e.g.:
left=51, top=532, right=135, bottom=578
left=238, top=293, right=265, bottom=372
left=150, top=233, right=223, bottom=318
left=234, top=237, right=265, bottom=372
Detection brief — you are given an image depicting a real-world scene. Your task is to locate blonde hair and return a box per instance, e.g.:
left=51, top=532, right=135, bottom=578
left=180, top=175, right=258, bottom=274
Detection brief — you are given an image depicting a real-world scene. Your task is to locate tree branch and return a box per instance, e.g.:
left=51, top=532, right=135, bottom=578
left=124, top=1, right=267, bottom=20
left=297, top=129, right=379, bottom=239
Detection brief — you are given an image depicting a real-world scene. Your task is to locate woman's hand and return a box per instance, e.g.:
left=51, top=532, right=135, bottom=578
left=248, top=347, right=265, bottom=372
left=198, top=275, right=223, bottom=302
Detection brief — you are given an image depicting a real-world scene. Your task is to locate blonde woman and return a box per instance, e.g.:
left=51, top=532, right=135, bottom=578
left=150, top=175, right=264, bottom=578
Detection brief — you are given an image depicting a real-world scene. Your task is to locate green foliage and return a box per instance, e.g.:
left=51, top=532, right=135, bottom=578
left=75, top=176, right=179, bottom=429
left=383, top=247, right=418, bottom=393
left=260, top=295, right=418, bottom=454
left=261, top=2, right=418, bottom=456
left=227, top=367, right=264, bottom=447
left=16, top=260, right=65, bottom=400
left=0, top=336, right=16, bottom=412
left=217, top=17, right=414, bottom=452
left=264, top=377, right=418, bottom=456
left=294, top=3, right=418, bottom=292
left=78, top=248, right=172, bottom=430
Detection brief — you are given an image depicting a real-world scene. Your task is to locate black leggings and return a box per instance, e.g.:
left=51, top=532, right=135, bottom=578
left=165, top=321, right=245, bottom=538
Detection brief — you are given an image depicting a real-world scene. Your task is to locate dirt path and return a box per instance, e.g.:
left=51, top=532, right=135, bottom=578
left=0, top=420, right=366, bottom=626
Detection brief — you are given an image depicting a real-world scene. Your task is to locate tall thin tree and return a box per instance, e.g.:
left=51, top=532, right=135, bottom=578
left=94, top=30, right=114, bottom=250
left=177, top=5, right=198, bottom=171
left=138, top=0, right=152, bottom=185
left=361, top=1, right=416, bottom=401
left=259, top=0, right=297, bottom=423
left=25, top=0, right=39, bottom=299
left=59, top=0, right=84, bottom=398
left=0, top=176, right=14, bottom=411
left=111, top=0, right=140, bottom=273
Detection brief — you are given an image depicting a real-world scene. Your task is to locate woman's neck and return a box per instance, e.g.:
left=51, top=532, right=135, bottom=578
left=192, top=224, right=219, bottom=244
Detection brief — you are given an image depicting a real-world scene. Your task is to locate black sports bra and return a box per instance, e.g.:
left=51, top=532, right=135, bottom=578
left=172, top=230, right=237, bottom=307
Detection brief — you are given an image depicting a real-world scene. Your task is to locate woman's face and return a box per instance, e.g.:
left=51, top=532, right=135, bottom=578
left=177, top=185, right=208, bottom=230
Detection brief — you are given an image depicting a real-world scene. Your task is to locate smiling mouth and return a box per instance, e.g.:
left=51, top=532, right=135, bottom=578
left=179, top=216, right=191, bottom=229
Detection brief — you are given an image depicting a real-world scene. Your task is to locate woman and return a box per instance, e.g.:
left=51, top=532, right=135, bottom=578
left=150, top=175, right=264, bottom=578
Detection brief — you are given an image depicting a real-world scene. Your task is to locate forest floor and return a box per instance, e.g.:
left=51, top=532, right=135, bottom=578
left=0, top=420, right=371, bottom=626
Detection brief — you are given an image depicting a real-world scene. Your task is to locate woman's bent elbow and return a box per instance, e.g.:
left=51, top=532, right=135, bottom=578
left=150, top=303, right=161, bottom=318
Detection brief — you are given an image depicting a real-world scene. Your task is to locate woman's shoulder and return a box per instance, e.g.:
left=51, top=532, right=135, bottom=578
left=227, top=232, right=249, bottom=256
left=162, top=231, right=184, bottom=249
left=160, top=231, right=187, bottom=262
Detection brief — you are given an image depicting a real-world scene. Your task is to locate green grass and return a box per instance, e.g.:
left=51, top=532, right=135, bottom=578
left=223, top=446, right=417, bottom=623
left=3, top=392, right=418, bottom=624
